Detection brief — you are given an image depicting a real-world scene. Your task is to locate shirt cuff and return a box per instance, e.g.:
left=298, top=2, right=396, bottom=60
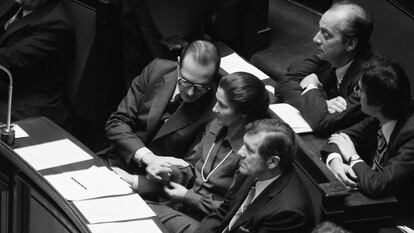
left=350, top=159, right=364, bottom=167
left=134, top=147, right=153, bottom=166
left=326, top=153, right=343, bottom=166
left=301, top=84, right=318, bottom=95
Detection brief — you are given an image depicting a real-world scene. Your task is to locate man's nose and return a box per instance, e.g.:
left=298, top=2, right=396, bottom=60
left=313, top=32, right=322, bottom=45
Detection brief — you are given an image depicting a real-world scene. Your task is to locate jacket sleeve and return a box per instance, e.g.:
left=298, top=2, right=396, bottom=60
left=352, top=120, right=414, bottom=197
left=0, top=14, right=74, bottom=82
left=275, top=53, right=323, bottom=110
left=320, top=117, right=378, bottom=162
left=183, top=169, right=245, bottom=217
left=301, top=86, right=365, bottom=137
left=105, top=59, right=158, bottom=163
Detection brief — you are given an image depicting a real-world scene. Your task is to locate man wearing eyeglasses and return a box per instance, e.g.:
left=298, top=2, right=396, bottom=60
left=104, top=40, right=219, bottom=188
left=275, top=1, right=374, bottom=137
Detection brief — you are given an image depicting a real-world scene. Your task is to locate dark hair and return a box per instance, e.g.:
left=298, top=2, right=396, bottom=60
left=179, top=40, right=220, bottom=76
left=218, top=72, right=269, bottom=122
left=245, top=119, right=296, bottom=171
left=360, top=55, right=411, bottom=120
left=330, top=0, right=373, bottom=53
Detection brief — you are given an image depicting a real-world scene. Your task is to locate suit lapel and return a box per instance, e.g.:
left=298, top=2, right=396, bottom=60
left=146, top=71, right=177, bottom=137
left=383, top=118, right=406, bottom=163
left=230, top=171, right=293, bottom=231
left=338, top=55, right=364, bottom=96
left=153, top=89, right=215, bottom=141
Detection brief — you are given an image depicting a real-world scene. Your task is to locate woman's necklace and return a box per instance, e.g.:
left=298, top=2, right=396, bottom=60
left=201, top=142, right=233, bottom=182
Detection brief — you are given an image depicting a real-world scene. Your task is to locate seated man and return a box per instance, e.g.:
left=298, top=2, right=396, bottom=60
left=196, top=119, right=314, bottom=233
left=276, top=0, right=373, bottom=136
left=105, top=40, right=219, bottom=177
left=0, top=0, right=75, bottom=125
left=321, top=56, right=414, bottom=222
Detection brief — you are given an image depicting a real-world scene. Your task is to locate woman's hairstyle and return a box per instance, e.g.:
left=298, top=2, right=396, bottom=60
left=218, top=72, right=270, bottom=122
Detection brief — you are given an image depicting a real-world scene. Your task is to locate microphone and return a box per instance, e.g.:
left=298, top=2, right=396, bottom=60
left=0, top=65, right=15, bottom=146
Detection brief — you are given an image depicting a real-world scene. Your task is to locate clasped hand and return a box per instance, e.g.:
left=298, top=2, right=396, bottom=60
left=144, top=154, right=189, bottom=183
left=326, top=96, right=347, bottom=114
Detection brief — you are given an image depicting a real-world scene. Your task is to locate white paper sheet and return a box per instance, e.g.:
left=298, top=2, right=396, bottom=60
left=220, top=52, right=269, bottom=80
left=269, top=103, right=313, bottom=134
left=14, top=139, right=93, bottom=170
left=0, top=124, right=28, bottom=138
left=45, top=166, right=133, bottom=201
left=88, top=219, right=162, bottom=233
left=73, top=194, right=156, bottom=224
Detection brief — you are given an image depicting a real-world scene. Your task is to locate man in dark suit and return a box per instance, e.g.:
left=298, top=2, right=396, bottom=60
left=276, top=0, right=373, bottom=136
left=105, top=40, right=219, bottom=182
left=0, top=0, right=74, bottom=125
left=321, top=57, right=414, bottom=224
left=196, top=119, right=314, bottom=233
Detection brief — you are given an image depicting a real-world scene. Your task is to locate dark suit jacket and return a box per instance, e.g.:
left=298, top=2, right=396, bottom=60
left=321, top=114, right=414, bottom=214
left=0, top=0, right=74, bottom=125
left=276, top=52, right=371, bottom=136
left=197, top=169, right=314, bottom=233
left=105, top=58, right=216, bottom=165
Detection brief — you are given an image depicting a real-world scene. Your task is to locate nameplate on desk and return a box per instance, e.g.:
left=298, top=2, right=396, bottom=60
left=88, top=219, right=162, bottom=233
left=269, top=103, right=313, bottom=134
left=45, top=166, right=133, bottom=201
left=73, top=194, right=156, bottom=224
left=14, top=138, right=93, bottom=170
left=220, top=52, right=269, bottom=80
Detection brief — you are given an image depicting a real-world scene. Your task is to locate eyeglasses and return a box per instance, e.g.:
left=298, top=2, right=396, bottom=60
left=177, top=68, right=211, bottom=92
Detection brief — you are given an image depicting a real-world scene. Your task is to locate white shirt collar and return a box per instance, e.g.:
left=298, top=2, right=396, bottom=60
left=335, top=60, right=353, bottom=87
left=253, top=174, right=280, bottom=201
left=170, top=84, right=180, bottom=102
left=381, top=120, right=397, bottom=144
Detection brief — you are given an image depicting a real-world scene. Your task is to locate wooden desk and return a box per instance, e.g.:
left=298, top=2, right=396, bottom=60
left=0, top=117, right=166, bottom=233
left=216, top=42, right=398, bottom=232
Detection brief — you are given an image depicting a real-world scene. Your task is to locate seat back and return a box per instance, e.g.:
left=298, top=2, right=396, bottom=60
left=63, top=0, right=96, bottom=120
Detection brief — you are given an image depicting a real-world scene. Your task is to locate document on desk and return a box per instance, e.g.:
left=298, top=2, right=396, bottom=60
left=14, top=138, right=93, bottom=170
left=45, top=166, right=133, bottom=201
left=220, top=52, right=269, bottom=80
left=73, top=194, right=156, bottom=224
left=269, top=103, right=313, bottom=134
left=0, top=124, right=28, bottom=138
left=88, top=219, right=162, bottom=233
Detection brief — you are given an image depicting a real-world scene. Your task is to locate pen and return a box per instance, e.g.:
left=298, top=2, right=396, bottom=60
left=71, top=177, right=88, bottom=190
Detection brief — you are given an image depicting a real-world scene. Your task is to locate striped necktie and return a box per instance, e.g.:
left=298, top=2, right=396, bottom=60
left=372, top=129, right=387, bottom=171
left=224, top=182, right=256, bottom=232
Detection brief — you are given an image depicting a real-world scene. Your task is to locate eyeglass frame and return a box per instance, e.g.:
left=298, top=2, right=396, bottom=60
left=176, top=56, right=212, bottom=92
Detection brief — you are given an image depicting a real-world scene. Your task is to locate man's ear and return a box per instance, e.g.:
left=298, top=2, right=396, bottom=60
left=268, top=156, right=280, bottom=169
left=346, top=37, right=358, bottom=52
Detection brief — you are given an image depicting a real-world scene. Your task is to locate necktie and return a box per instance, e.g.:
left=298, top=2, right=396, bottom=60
left=166, top=94, right=182, bottom=114
left=225, top=182, right=256, bottom=232
left=372, top=129, right=387, bottom=171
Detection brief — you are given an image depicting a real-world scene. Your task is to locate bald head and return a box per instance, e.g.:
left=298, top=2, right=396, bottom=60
left=328, top=1, right=373, bottom=52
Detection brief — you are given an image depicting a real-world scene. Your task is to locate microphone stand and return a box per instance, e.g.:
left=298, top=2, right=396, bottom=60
left=0, top=65, right=15, bottom=146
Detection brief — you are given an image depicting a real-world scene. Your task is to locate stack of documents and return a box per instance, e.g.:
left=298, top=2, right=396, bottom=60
left=88, top=219, right=162, bottom=233
left=14, top=139, right=93, bottom=170
left=73, top=194, right=155, bottom=224
left=269, top=103, right=313, bottom=134
left=220, top=52, right=269, bottom=80
left=45, top=166, right=133, bottom=201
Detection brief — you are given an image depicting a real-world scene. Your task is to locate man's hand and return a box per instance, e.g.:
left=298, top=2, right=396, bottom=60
left=142, top=154, right=189, bottom=168
left=145, top=163, right=172, bottom=183
left=163, top=181, right=188, bottom=201
left=329, top=133, right=357, bottom=162
left=328, top=158, right=358, bottom=188
left=300, top=73, right=322, bottom=89
left=326, top=96, right=347, bottom=114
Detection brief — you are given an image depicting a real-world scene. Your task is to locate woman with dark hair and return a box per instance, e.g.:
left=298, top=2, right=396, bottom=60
left=139, top=72, right=269, bottom=233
